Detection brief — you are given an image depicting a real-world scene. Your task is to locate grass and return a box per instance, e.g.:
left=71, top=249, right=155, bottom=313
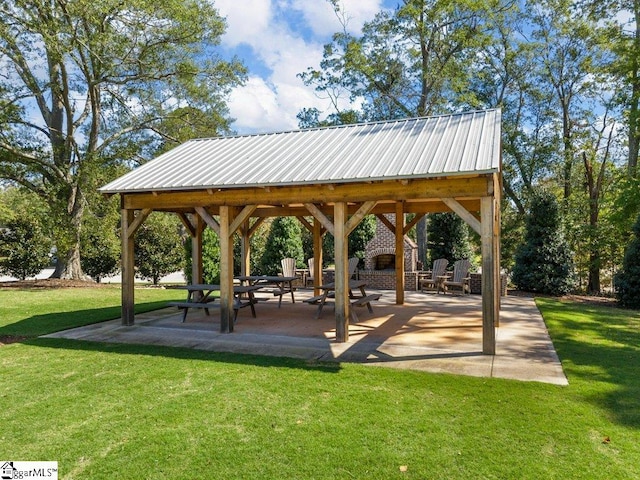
left=1, top=288, right=639, bottom=479
left=0, top=285, right=182, bottom=337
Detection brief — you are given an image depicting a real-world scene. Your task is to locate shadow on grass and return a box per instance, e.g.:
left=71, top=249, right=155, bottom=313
left=538, top=298, right=640, bottom=430
left=0, top=301, right=174, bottom=337
left=22, top=336, right=342, bottom=373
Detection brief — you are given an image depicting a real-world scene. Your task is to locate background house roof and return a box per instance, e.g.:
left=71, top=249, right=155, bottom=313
left=100, top=109, right=501, bottom=194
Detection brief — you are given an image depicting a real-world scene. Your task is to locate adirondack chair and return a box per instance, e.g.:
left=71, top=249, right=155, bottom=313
left=306, top=258, right=315, bottom=287
left=348, top=257, right=359, bottom=279
left=280, top=257, right=297, bottom=277
left=420, top=258, right=449, bottom=293
left=442, top=259, right=472, bottom=295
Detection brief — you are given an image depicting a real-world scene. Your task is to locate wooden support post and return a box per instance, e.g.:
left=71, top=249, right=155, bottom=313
left=192, top=214, right=204, bottom=285
left=313, top=218, right=323, bottom=296
left=219, top=206, right=234, bottom=333
left=121, top=207, right=135, bottom=326
left=395, top=203, right=405, bottom=304
left=334, top=202, right=349, bottom=342
left=481, top=196, right=498, bottom=354
left=241, top=220, right=250, bottom=277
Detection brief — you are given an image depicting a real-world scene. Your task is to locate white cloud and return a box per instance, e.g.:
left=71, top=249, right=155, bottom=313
left=290, top=0, right=385, bottom=36
left=213, top=0, right=273, bottom=47
left=214, top=0, right=386, bottom=133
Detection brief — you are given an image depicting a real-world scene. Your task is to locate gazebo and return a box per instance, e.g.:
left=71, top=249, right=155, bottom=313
left=100, top=109, right=502, bottom=354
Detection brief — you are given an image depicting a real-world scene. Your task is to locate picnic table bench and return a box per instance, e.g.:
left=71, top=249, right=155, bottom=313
left=308, top=280, right=381, bottom=322
left=168, top=284, right=262, bottom=323
left=236, top=275, right=298, bottom=307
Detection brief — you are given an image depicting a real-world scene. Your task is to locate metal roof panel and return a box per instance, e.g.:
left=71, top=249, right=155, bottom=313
left=100, top=109, right=501, bottom=194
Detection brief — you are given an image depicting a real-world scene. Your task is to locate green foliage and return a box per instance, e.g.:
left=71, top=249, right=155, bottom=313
left=185, top=227, right=221, bottom=284
left=135, top=213, right=185, bottom=285
left=427, top=213, right=472, bottom=264
left=615, top=214, right=640, bottom=308
left=2, top=292, right=640, bottom=478
left=347, top=215, right=376, bottom=267
left=512, top=192, right=576, bottom=294
left=259, top=217, right=304, bottom=275
left=0, top=0, right=245, bottom=277
left=300, top=0, right=499, bottom=121
left=0, top=216, right=52, bottom=280
left=80, top=214, right=120, bottom=283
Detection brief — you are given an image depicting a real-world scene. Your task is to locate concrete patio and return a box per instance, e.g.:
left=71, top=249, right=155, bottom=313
left=45, top=289, right=568, bottom=385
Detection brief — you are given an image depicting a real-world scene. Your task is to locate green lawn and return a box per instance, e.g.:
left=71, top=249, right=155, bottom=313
left=1, top=288, right=639, bottom=479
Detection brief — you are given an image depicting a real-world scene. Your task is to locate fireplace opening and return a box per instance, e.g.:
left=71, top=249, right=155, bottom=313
left=374, top=254, right=395, bottom=270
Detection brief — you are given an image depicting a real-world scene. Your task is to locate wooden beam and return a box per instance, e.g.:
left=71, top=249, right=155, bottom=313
left=194, top=206, right=220, bottom=234
left=248, top=217, right=266, bottom=237
left=334, top=201, right=349, bottom=342
left=345, top=200, right=377, bottom=236
left=229, top=204, right=257, bottom=234
left=296, top=215, right=313, bottom=233
left=442, top=197, right=482, bottom=235
left=121, top=208, right=135, bottom=326
left=403, top=213, right=425, bottom=235
left=126, top=208, right=152, bottom=238
left=376, top=213, right=395, bottom=233
left=219, top=206, right=233, bottom=333
left=177, top=212, right=196, bottom=237
left=304, top=203, right=335, bottom=236
left=395, top=203, right=405, bottom=305
left=132, top=198, right=483, bottom=218
left=481, top=196, right=498, bottom=354
left=123, top=176, right=493, bottom=210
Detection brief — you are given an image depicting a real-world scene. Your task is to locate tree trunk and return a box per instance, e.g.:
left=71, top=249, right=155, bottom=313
left=416, top=215, right=428, bottom=268
left=629, top=1, right=640, bottom=177
left=49, top=185, right=86, bottom=280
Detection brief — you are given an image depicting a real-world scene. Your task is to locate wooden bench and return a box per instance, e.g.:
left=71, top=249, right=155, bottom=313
left=167, top=301, right=219, bottom=322
left=168, top=297, right=258, bottom=323
left=303, top=294, right=326, bottom=305
left=347, top=293, right=382, bottom=322
left=350, top=293, right=382, bottom=314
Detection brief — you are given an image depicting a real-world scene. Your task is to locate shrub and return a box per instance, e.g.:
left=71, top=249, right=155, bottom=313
left=427, top=213, right=472, bottom=264
left=259, top=217, right=304, bottom=275
left=512, top=192, right=576, bottom=295
left=0, top=217, right=52, bottom=280
left=614, top=214, right=640, bottom=308
left=81, top=217, right=120, bottom=282
left=184, top=227, right=221, bottom=284
left=135, top=212, right=184, bottom=285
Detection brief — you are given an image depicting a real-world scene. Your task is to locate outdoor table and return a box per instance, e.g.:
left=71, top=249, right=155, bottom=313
left=235, top=275, right=298, bottom=307
left=168, top=284, right=262, bottom=322
left=310, top=279, right=381, bottom=322
left=436, top=275, right=452, bottom=294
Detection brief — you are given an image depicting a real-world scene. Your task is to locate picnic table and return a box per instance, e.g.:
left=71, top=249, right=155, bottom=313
left=303, top=279, right=381, bottom=322
left=235, top=275, right=298, bottom=307
left=167, top=283, right=262, bottom=322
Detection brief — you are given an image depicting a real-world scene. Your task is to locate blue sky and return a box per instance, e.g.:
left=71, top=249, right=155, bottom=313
left=214, top=0, right=395, bottom=134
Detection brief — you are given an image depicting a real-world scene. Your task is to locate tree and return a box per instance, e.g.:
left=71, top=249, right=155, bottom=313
left=301, top=0, right=505, bottom=264
left=0, top=0, right=245, bottom=279
left=185, top=227, right=221, bottom=285
left=80, top=214, right=120, bottom=283
left=135, top=212, right=184, bottom=285
left=583, top=0, right=640, bottom=176
left=615, top=213, right=640, bottom=307
left=0, top=216, right=52, bottom=280
left=427, top=213, right=472, bottom=264
left=512, top=192, right=576, bottom=294
left=259, top=217, right=304, bottom=276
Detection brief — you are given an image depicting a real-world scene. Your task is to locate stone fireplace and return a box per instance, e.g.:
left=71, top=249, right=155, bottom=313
left=360, top=214, right=419, bottom=290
